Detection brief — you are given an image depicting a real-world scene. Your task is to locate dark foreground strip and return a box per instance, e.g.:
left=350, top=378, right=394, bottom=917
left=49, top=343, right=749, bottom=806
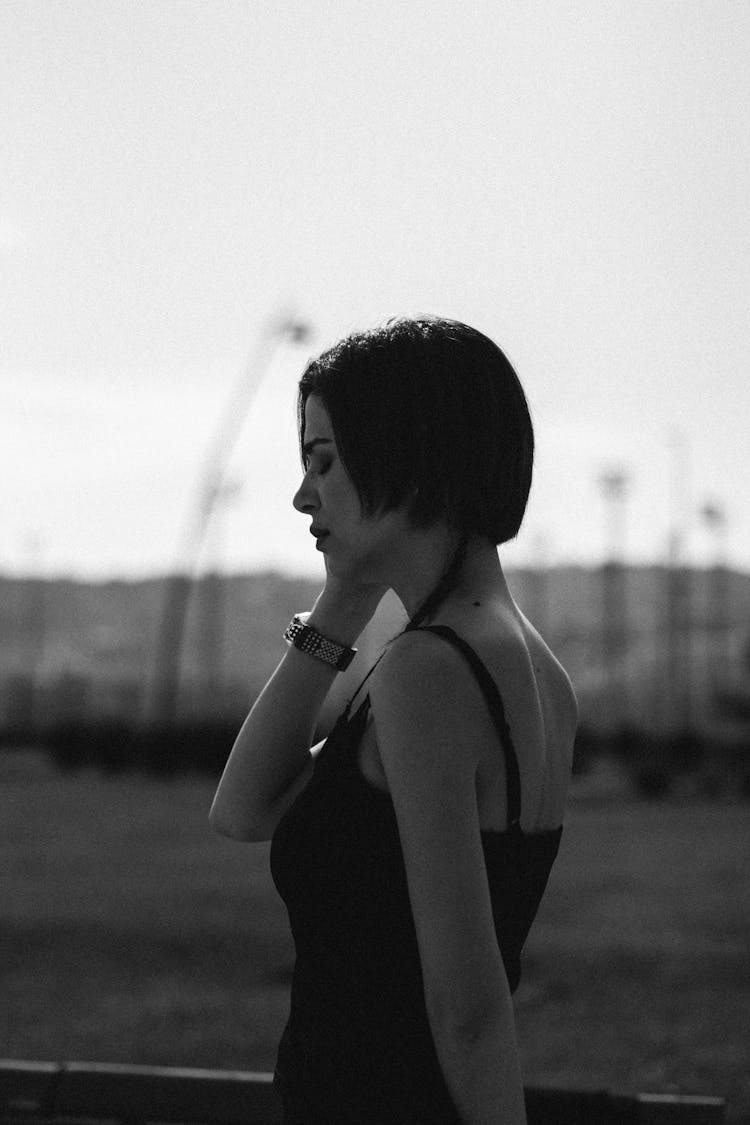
left=0, top=1059, right=726, bottom=1125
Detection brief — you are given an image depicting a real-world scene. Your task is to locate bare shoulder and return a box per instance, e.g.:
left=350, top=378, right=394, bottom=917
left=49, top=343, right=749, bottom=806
left=371, top=626, right=477, bottom=699
left=368, top=628, right=490, bottom=774
left=369, top=615, right=574, bottom=731
left=369, top=625, right=517, bottom=725
left=368, top=613, right=577, bottom=788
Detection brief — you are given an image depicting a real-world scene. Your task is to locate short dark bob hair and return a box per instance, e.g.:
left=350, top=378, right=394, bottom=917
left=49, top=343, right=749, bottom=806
left=298, top=316, right=533, bottom=546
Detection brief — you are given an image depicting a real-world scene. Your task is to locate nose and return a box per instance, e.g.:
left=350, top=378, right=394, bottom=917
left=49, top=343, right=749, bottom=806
left=293, top=469, right=317, bottom=514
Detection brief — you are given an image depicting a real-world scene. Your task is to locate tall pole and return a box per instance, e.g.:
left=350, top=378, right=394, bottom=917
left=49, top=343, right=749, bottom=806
left=665, top=430, right=692, bottom=733
left=700, top=500, right=729, bottom=691
left=598, top=468, right=630, bottom=731
left=148, top=313, right=312, bottom=725
left=196, top=479, right=242, bottom=717
left=19, top=533, right=46, bottom=732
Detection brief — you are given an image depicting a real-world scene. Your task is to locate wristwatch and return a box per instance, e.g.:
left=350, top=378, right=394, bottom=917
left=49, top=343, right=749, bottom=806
left=283, top=613, right=357, bottom=671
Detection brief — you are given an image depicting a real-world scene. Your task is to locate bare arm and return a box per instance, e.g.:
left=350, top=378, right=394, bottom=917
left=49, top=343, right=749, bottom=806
left=370, top=632, right=527, bottom=1125
left=209, top=583, right=384, bottom=842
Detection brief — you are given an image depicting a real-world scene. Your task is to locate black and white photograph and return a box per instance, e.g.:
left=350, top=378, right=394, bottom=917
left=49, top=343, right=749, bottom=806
left=1, top=2, right=747, bottom=1122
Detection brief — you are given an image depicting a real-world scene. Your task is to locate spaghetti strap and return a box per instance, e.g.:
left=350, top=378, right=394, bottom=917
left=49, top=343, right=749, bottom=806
left=344, top=648, right=388, bottom=717
left=414, top=624, right=522, bottom=829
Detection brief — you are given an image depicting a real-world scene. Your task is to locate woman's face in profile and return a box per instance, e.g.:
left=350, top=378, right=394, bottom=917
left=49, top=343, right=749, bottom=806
left=292, top=394, right=411, bottom=582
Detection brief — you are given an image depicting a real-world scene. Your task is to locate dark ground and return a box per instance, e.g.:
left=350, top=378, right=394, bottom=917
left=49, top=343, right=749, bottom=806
left=2, top=750, right=748, bottom=1120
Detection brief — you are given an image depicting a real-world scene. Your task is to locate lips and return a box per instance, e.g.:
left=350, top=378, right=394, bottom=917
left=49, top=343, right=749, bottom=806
left=310, top=527, right=329, bottom=549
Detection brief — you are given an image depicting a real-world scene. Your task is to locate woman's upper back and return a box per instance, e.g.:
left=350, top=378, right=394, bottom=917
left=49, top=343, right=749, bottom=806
left=358, top=596, right=577, bottom=835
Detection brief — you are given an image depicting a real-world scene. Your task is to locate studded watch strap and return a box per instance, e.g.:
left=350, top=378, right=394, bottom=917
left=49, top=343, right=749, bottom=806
left=283, top=614, right=357, bottom=671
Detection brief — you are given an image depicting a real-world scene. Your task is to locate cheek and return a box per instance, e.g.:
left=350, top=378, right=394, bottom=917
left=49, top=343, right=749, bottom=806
left=328, top=479, right=365, bottom=522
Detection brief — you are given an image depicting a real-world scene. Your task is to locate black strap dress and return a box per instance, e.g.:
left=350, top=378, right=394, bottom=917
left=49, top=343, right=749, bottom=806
left=270, top=625, right=563, bottom=1124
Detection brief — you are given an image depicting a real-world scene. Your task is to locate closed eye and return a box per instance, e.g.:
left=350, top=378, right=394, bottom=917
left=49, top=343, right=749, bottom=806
left=302, top=456, right=332, bottom=477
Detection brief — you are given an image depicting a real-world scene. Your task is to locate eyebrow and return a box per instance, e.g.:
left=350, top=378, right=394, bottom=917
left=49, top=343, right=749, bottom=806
left=302, top=437, right=332, bottom=457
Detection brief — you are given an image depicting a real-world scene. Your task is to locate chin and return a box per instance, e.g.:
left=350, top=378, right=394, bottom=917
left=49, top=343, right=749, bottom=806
left=327, top=553, right=380, bottom=585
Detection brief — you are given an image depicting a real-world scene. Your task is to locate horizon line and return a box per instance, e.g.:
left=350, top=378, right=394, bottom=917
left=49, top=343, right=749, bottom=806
left=3, top=559, right=750, bottom=585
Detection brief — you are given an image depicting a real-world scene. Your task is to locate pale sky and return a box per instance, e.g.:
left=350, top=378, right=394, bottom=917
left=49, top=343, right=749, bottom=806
left=2, top=0, right=748, bottom=580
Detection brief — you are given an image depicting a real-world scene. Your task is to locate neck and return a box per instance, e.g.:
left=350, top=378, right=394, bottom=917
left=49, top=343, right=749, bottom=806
left=390, top=531, right=511, bottom=620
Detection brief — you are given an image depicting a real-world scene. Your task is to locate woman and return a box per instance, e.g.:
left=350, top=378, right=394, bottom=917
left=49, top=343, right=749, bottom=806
left=210, top=317, right=578, bottom=1124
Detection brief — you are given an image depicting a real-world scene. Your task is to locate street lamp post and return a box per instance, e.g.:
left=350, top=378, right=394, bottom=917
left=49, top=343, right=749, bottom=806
left=598, top=468, right=630, bottom=731
left=147, top=313, right=312, bottom=725
left=664, top=431, right=693, bottom=734
left=195, top=479, right=243, bottom=719
left=700, top=500, right=730, bottom=692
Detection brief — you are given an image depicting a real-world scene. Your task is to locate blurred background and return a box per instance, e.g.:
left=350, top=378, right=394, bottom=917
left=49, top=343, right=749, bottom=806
left=2, top=1, right=748, bottom=1120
